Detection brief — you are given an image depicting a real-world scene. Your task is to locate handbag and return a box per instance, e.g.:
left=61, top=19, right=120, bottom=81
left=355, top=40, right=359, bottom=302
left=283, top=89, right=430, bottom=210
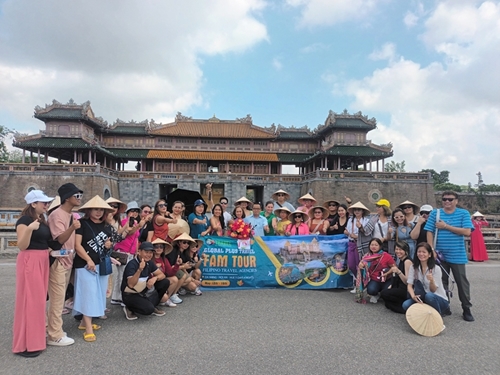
left=111, top=251, right=128, bottom=265
left=124, top=280, right=147, bottom=294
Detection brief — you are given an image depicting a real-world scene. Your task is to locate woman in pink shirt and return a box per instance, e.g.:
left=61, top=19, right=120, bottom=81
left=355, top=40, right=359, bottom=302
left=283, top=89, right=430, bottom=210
left=285, top=210, right=310, bottom=236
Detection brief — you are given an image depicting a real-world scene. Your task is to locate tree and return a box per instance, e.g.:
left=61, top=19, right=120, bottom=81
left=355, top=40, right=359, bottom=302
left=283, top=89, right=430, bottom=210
left=385, top=160, right=406, bottom=172
left=419, top=169, right=450, bottom=185
left=0, top=125, right=11, bottom=162
left=434, top=183, right=462, bottom=192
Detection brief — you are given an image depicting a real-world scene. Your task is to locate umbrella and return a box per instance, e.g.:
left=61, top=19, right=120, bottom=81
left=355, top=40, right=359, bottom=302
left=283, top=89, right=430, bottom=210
left=166, top=189, right=204, bottom=217
left=406, top=303, right=444, bottom=337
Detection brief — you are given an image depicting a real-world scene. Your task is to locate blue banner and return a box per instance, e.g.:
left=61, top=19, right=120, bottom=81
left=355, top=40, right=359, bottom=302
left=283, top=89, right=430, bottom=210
left=199, top=235, right=353, bottom=290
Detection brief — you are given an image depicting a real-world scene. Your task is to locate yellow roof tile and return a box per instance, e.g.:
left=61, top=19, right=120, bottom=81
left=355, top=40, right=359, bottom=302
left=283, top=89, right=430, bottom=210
left=150, top=121, right=275, bottom=138
left=147, top=150, right=279, bottom=162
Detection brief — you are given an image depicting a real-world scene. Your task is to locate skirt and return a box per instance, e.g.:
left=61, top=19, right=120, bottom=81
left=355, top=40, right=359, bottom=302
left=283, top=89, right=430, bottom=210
left=12, top=250, right=49, bottom=353
left=73, top=265, right=108, bottom=317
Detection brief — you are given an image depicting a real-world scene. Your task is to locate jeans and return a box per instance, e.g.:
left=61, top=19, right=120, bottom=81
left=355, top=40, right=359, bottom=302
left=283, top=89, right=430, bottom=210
left=366, top=279, right=391, bottom=296
left=402, top=292, right=450, bottom=315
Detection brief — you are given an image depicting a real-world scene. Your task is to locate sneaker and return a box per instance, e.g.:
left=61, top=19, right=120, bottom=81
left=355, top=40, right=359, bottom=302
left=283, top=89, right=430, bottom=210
left=47, top=335, right=75, bottom=346
left=170, top=294, right=183, bottom=304
left=123, top=306, right=138, bottom=321
left=369, top=295, right=379, bottom=304
left=462, top=307, right=475, bottom=322
left=190, top=287, right=202, bottom=296
left=165, top=298, right=177, bottom=307
left=178, top=288, right=187, bottom=296
left=152, top=308, right=165, bottom=317
left=442, top=308, right=452, bottom=317
left=110, top=299, right=123, bottom=305
left=350, top=287, right=357, bottom=294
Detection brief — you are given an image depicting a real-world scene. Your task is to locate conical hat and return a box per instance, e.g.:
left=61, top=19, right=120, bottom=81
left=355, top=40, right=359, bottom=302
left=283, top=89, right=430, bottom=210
left=397, top=200, right=419, bottom=213
left=106, top=197, right=127, bottom=213
left=323, top=199, right=340, bottom=209
left=472, top=211, right=484, bottom=217
left=151, top=238, right=173, bottom=253
left=406, top=303, right=444, bottom=337
left=79, top=195, right=114, bottom=212
left=308, top=206, right=328, bottom=219
left=172, top=232, right=196, bottom=245
left=48, top=196, right=61, bottom=213
left=347, top=201, right=370, bottom=215
left=298, top=193, right=317, bottom=205
left=274, top=206, right=291, bottom=216
left=167, top=218, right=190, bottom=240
left=235, top=196, right=252, bottom=206
left=288, top=210, right=309, bottom=222
left=272, top=189, right=290, bottom=201
left=191, top=238, right=204, bottom=249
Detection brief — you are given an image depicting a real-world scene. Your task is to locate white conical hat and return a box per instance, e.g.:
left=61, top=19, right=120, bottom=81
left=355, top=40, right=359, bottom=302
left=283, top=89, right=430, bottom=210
left=79, top=195, right=114, bottom=212
left=347, top=201, right=370, bottom=215
left=298, top=193, right=317, bottom=205
left=472, top=211, right=484, bottom=217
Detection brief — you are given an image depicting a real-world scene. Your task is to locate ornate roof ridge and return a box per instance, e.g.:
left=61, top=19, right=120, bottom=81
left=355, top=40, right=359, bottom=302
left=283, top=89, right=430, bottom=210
left=316, top=109, right=377, bottom=133
left=34, top=99, right=108, bottom=127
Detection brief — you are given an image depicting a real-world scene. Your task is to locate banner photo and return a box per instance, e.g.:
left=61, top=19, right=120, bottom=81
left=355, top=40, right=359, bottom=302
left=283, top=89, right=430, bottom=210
left=199, top=234, right=353, bottom=290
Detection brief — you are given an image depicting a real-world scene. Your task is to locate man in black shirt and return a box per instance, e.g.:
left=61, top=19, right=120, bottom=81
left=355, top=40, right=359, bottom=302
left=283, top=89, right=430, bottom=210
left=121, top=242, right=169, bottom=320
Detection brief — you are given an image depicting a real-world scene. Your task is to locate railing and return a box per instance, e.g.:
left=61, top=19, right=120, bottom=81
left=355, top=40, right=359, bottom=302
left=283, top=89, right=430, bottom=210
left=303, top=170, right=430, bottom=181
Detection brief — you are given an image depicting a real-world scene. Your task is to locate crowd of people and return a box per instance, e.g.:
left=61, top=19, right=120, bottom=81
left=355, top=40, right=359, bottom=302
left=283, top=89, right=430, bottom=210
left=13, top=184, right=486, bottom=357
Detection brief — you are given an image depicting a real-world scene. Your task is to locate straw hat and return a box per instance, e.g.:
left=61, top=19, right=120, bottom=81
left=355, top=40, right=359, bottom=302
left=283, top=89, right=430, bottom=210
left=397, top=200, right=419, bottom=214
left=167, top=219, right=190, bottom=240
left=172, top=232, right=196, bottom=245
left=347, top=201, right=370, bottom=216
left=272, top=189, right=290, bottom=201
left=288, top=210, right=309, bottom=222
left=375, top=198, right=391, bottom=208
left=191, top=238, right=204, bottom=249
left=235, top=196, right=252, bottom=206
left=308, top=206, right=328, bottom=219
left=274, top=206, right=291, bottom=217
left=298, top=193, right=317, bottom=205
left=106, top=197, right=127, bottom=213
left=406, top=303, right=444, bottom=337
left=151, top=238, right=173, bottom=253
left=472, top=211, right=484, bottom=218
left=323, top=199, right=340, bottom=209
left=48, top=195, right=61, bottom=213
left=79, top=195, right=114, bottom=212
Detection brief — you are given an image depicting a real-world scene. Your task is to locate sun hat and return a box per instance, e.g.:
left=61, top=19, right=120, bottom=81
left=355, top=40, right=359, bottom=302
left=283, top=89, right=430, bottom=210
left=308, top=206, right=328, bottom=219
left=151, top=238, right=173, bottom=253
left=288, top=209, right=309, bottom=222
left=48, top=196, right=61, bottom=213
left=25, top=190, right=54, bottom=204
left=126, top=201, right=140, bottom=213
left=323, top=199, right=340, bottom=209
left=298, top=193, right=317, bottom=205
left=172, top=232, right=196, bottom=245
left=106, top=197, right=127, bottom=213
left=138, top=241, right=154, bottom=251
left=274, top=206, right=292, bottom=217
left=272, top=189, right=290, bottom=201
left=419, top=204, right=433, bottom=212
left=347, top=201, right=370, bottom=215
left=58, top=183, right=83, bottom=203
left=234, top=196, right=252, bottom=206
left=406, top=303, right=445, bottom=337
left=79, top=195, right=114, bottom=212
left=472, top=211, right=484, bottom=218
left=397, top=200, right=419, bottom=214
left=375, top=198, right=391, bottom=208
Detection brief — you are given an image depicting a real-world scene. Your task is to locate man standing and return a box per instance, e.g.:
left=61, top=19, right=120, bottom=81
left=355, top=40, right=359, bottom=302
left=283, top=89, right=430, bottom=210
left=425, top=191, right=474, bottom=321
left=219, top=197, right=232, bottom=227
left=121, top=242, right=169, bottom=320
left=46, top=183, right=83, bottom=346
left=244, top=202, right=269, bottom=237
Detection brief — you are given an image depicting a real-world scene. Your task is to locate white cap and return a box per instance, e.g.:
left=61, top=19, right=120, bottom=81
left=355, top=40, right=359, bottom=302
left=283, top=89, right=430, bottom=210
left=25, top=190, right=54, bottom=204
left=419, top=204, right=433, bottom=212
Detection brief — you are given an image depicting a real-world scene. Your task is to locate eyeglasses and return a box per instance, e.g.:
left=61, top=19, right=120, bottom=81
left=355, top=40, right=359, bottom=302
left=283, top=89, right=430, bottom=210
left=158, top=204, right=166, bottom=208
left=442, top=197, right=455, bottom=202
left=73, top=193, right=83, bottom=199
left=109, top=204, right=119, bottom=209
left=328, top=203, right=338, bottom=207
left=402, top=205, right=413, bottom=210
left=419, top=211, right=430, bottom=215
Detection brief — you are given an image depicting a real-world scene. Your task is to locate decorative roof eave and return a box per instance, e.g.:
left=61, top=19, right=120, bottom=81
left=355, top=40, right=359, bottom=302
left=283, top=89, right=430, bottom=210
left=147, top=150, right=280, bottom=162
left=315, top=109, right=377, bottom=135
left=12, top=136, right=115, bottom=158
left=34, top=99, right=108, bottom=130
left=302, top=145, right=393, bottom=162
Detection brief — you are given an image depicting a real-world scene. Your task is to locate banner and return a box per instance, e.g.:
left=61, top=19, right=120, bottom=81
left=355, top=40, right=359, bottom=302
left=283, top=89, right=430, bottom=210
left=199, top=234, right=353, bottom=290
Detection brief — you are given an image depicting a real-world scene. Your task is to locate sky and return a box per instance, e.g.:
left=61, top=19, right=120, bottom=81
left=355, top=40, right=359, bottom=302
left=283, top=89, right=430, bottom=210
left=0, top=0, right=499, bottom=185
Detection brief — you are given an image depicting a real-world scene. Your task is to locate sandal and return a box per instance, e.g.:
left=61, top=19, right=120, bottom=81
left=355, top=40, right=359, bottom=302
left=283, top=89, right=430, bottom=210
left=78, top=324, right=101, bottom=331
left=83, top=332, right=96, bottom=342
left=61, top=308, right=70, bottom=315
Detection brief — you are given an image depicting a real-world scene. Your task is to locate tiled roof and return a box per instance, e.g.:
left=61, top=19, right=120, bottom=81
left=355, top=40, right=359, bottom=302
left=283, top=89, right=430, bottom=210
left=277, top=131, right=313, bottom=139
left=108, top=149, right=149, bottom=158
left=150, top=121, right=276, bottom=138
left=305, top=146, right=392, bottom=161
left=277, top=154, right=311, bottom=162
left=35, top=108, right=84, bottom=119
left=14, top=137, right=91, bottom=149
left=147, top=150, right=279, bottom=162
left=108, top=126, right=147, bottom=135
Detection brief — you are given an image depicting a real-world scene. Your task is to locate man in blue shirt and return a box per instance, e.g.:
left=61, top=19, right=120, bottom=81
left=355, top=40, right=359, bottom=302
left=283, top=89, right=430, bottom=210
left=244, top=202, right=269, bottom=237
left=425, top=191, right=474, bottom=321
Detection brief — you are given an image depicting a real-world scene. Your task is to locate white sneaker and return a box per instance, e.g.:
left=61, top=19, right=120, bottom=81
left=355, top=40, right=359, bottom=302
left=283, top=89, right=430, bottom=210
left=170, top=294, right=183, bottom=304
left=165, top=298, right=177, bottom=307
left=369, top=295, right=379, bottom=304
left=350, top=287, right=357, bottom=294
left=47, top=335, right=75, bottom=346
left=178, top=288, right=187, bottom=296
left=191, top=287, right=202, bottom=296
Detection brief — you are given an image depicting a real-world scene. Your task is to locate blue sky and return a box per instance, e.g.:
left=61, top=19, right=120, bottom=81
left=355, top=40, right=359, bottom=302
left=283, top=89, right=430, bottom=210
left=0, top=0, right=499, bottom=185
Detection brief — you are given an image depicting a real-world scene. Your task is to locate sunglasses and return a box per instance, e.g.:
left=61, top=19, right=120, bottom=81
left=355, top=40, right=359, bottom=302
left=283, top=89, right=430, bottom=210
left=181, top=241, right=191, bottom=244
left=294, top=215, right=303, bottom=219
left=442, top=198, right=455, bottom=202
left=142, top=210, right=151, bottom=214
left=157, top=203, right=166, bottom=208
left=402, top=205, right=413, bottom=210
left=39, top=201, right=51, bottom=206
left=130, top=209, right=140, bottom=213
left=109, top=204, right=119, bottom=209
left=277, top=194, right=285, bottom=197
left=328, top=203, right=338, bottom=207
left=73, top=193, right=83, bottom=199
left=376, top=204, right=383, bottom=208
left=314, top=211, right=323, bottom=214
left=220, top=202, right=228, bottom=205
left=420, top=211, right=430, bottom=215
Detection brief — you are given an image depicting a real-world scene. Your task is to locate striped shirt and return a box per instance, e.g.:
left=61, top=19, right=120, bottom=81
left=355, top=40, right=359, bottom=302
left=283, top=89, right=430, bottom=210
left=424, top=208, right=473, bottom=264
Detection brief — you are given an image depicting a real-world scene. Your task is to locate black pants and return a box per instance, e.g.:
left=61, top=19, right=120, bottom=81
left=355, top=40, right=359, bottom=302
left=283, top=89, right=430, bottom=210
left=380, top=287, right=407, bottom=314
left=122, top=278, right=170, bottom=315
left=440, top=261, right=471, bottom=309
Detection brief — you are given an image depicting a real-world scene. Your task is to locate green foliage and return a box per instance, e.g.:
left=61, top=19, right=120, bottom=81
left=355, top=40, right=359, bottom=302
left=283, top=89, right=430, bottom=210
left=434, top=182, right=462, bottom=192
left=420, top=169, right=450, bottom=185
left=385, top=160, right=406, bottom=172
left=0, top=125, right=12, bottom=162
left=482, top=184, right=500, bottom=192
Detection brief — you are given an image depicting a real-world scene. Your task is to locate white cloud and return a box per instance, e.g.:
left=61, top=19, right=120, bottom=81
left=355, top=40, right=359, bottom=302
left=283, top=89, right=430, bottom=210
left=272, top=57, right=283, bottom=70
left=403, top=11, right=419, bottom=28
left=337, top=1, right=500, bottom=184
left=368, top=43, right=397, bottom=62
left=286, top=0, right=382, bottom=28
left=0, top=0, right=268, bottom=130
left=300, top=42, right=329, bottom=53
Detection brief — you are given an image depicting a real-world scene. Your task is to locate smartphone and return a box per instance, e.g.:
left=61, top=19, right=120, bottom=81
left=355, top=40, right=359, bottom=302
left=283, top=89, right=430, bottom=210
left=129, top=217, right=136, bottom=227
left=85, top=265, right=97, bottom=275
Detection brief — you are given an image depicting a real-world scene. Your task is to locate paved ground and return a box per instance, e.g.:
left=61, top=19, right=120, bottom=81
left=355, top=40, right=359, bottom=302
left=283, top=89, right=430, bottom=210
left=0, top=259, right=499, bottom=375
